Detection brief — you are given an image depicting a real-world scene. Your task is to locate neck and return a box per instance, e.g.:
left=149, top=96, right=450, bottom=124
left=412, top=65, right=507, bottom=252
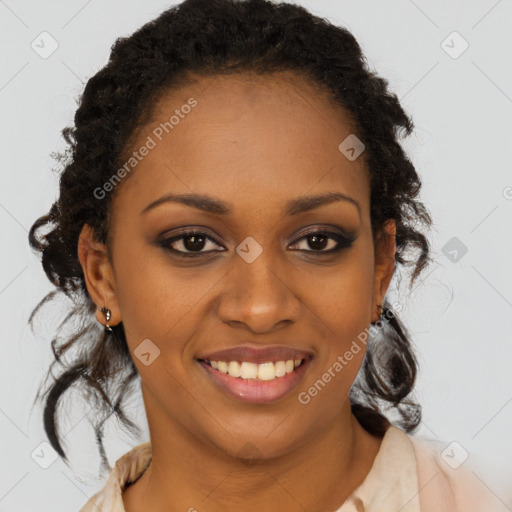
left=123, top=391, right=383, bottom=512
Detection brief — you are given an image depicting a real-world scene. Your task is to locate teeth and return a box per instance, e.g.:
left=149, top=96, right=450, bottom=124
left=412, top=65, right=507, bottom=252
left=206, top=358, right=304, bottom=380
left=240, top=361, right=258, bottom=379
left=227, top=361, right=241, bottom=377
left=258, top=362, right=275, bottom=380
left=274, top=361, right=286, bottom=377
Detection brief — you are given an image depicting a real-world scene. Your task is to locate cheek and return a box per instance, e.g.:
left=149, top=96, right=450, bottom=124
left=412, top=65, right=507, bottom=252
left=296, top=243, right=375, bottom=392
left=111, top=239, right=224, bottom=367
left=299, top=244, right=375, bottom=332
left=109, top=245, right=230, bottom=442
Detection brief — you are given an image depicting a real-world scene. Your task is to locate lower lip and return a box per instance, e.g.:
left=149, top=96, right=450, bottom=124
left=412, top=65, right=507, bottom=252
left=198, top=358, right=312, bottom=404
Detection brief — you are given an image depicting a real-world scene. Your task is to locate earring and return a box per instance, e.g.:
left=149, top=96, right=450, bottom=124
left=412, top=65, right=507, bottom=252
left=99, top=306, right=113, bottom=333
left=376, top=303, right=383, bottom=319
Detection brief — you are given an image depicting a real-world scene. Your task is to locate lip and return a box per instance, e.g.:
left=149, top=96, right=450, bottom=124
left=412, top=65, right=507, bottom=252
left=198, top=356, right=313, bottom=404
left=198, top=344, right=314, bottom=364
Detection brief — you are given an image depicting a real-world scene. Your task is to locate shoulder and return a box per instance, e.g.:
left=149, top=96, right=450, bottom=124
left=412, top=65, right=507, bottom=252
left=78, top=442, right=152, bottom=512
left=405, top=431, right=510, bottom=512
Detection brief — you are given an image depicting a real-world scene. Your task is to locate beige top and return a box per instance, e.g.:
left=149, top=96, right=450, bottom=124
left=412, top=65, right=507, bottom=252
left=79, top=425, right=508, bottom=512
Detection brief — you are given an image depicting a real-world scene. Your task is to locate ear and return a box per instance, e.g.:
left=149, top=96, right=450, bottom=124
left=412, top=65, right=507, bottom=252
left=77, top=224, right=121, bottom=328
left=370, top=219, right=396, bottom=323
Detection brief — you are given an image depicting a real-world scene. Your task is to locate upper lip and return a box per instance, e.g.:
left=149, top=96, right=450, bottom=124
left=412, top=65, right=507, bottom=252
left=198, top=345, right=314, bottom=364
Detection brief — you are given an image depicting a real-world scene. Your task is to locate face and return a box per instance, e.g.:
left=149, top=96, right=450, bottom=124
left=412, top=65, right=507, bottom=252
left=79, top=71, right=395, bottom=460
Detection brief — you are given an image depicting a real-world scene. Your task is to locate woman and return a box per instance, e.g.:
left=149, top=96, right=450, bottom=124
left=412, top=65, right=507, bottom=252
left=28, top=0, right=507, bottom=510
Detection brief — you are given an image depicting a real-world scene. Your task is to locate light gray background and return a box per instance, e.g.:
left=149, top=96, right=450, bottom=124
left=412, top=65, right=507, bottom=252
left=1, top=1, right=511, bottom=510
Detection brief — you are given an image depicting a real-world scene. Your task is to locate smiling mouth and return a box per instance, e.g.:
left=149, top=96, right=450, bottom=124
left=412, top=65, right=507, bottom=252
left=199, top=358, right=307, bottom=381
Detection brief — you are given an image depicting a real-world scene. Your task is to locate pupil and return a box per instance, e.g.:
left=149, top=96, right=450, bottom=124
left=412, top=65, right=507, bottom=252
left=184, top=235, right=205, bottom=251
left=309, top=234, right=327, bottom=250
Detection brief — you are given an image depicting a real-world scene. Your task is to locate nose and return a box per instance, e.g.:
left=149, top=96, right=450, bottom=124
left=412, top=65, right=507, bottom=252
left=216, top=248, right=301, bottom=334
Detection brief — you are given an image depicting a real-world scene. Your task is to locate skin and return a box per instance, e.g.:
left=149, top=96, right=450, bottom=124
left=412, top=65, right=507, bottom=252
left=78, top=71, right=396, bottom=512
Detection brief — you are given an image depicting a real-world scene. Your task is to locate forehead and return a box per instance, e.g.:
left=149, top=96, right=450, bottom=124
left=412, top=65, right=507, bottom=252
left=113, top=71, right=370, bottom=221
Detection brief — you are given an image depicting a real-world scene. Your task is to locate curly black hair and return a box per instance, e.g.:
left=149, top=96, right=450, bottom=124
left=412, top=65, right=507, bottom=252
left=28, top=0, right=432, bottom=474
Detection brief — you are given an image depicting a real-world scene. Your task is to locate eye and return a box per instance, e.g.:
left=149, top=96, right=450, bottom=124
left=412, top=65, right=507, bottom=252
left=157, top=229, right=225, bottom=257
left=289, top=229, right=355, bottom=253
left=157, top=227, right=355, bottom=258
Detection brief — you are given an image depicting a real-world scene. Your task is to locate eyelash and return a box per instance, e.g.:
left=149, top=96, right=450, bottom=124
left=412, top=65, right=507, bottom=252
left=157, top=228, right=355, bottom=258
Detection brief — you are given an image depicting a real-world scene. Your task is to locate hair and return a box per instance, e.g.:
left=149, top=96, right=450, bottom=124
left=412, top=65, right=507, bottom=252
left=28, top=0, right=432, bottom=473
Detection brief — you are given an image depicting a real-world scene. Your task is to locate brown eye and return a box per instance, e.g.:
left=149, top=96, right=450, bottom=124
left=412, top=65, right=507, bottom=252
left=180, top=233, right=208, bottom=251
left=158, top=230, right=225, bottom=257
left=289, top=230, right=355, bottom=253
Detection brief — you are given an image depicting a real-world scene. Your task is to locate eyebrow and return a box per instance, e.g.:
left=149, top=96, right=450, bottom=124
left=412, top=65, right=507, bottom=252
left=140, top=191, right=361, bottom=218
